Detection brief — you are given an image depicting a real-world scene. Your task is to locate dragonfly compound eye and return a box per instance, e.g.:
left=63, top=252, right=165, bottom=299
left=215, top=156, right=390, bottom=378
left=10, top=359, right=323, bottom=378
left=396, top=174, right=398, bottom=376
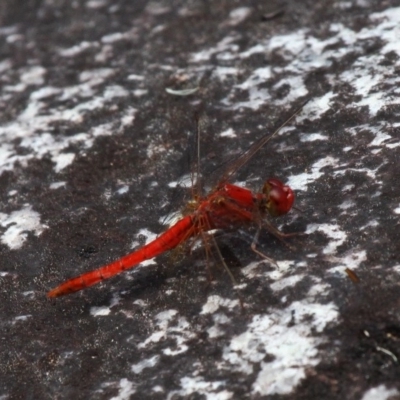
left=263, top=178, right=295, bottom=216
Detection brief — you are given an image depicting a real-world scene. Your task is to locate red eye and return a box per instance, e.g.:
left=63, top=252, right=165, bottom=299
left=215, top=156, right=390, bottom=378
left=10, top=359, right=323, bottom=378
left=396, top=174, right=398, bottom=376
left=263, top=178, right=295, bottom=216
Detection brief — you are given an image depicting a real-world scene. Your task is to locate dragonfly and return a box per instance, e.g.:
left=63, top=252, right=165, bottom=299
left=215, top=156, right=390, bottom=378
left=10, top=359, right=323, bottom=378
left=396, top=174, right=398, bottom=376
left=47, top=101, right=308, bottom=298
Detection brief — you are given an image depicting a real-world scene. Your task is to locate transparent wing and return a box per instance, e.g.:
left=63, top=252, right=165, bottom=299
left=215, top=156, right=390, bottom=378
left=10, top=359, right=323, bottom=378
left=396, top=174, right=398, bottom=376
left=218, top=99, right=309, bottom=184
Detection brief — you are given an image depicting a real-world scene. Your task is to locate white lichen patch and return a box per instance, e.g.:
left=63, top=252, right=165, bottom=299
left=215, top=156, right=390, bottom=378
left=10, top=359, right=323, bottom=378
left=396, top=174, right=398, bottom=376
left=286, top=156, right=340, bottom=191
left=241, top=261, right=264, bottom=279
left=130, top=228, right=158, bottom=251
left=242, top=259, right=298, bottom=282
left=301, top=93, right=337, bottom=122
left=190, top=36, right=239, bottom=63
left=167, top=376, right=233, bottom=400
left=0, top=205, right=47, bottom=249
left=220, top=300, right=338, bottom=396
left=59, top=41, right=99, bottom=57
left=269, top=274, right=305, bottom=292
left=49, top=181, right=66, bottom=190
left=338, top=200, right=355, bottom=210
left=90, top=293, right=121, bottom=317
left=201, top=295, right=240, bottom=314
left=90, top=306, right=111, bottom=317
left=306, top=223, right=347, bottom=255
left=138, top=309, right=196, bottom=356
left=0, top=66, right=130, bottom=174
left=306, top=282, right=332, bottom=299
left=207, top=324, right=224, bottom=339
left=167, top=174, right=195, bottom=189
left=299, top=133, right=328, bottom=142
left=226, top=7, right=252, bottom=26
left=4, top=66, right=46, bottom=93
left=333, top=165, right=380, bottom=181
left=235, top=67, right=271, bottom=91
left=219, top=128, right=236, bottom=138
left=190, top=6, right=400, bottom=120
left=327, top=249, right=367, bottom=276
left=361, top=385, right=399, bottom=400
left=120, top=107, right=137, bottom=127
left=109, top=378, right=136, bottom=400
left=117, top=185, right=129, bottom=195
left=101, top=31, right=132, bottom=44
left=20, top=66, right=46, bottom=86
left=203, top=311, right=234, bottom=339
left=131, top=355, right=160, bottom=374
left=13, top=315, right=32, bottom=324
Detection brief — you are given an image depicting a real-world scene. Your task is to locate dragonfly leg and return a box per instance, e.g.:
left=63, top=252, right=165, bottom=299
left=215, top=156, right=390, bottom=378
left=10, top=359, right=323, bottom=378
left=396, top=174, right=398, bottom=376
left=262, top=219, right=298, bottom=250
left=190, top=213, right=214, bottom=282
left=250, top=227, right=279, bottom=268
left=202, top=232, right=215, bottom=282
left=210, top=234, right=244, bottom=310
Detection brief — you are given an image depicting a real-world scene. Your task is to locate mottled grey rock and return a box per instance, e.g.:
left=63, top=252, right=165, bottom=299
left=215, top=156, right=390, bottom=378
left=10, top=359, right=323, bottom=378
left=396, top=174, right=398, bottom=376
left=1, top=1, right=400, bottom=399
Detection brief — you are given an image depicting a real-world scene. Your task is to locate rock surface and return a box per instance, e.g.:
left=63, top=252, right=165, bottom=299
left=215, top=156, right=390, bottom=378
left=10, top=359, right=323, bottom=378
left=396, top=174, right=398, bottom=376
left=1, top=1, right=400, bottom=399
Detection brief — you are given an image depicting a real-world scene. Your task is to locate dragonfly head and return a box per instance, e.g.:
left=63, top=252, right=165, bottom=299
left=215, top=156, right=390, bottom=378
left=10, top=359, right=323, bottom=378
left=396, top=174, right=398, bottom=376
left=262, top=178, right=294, bottom=216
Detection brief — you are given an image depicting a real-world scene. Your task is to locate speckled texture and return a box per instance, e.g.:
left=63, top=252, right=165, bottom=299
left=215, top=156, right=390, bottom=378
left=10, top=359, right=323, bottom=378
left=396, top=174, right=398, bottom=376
left=1, top=1, right=400, bottom=399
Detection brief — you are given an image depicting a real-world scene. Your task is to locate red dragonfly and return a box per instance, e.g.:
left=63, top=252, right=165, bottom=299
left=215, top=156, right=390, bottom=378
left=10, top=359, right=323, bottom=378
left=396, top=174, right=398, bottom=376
left=48, top=102, right=307, bottom=298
